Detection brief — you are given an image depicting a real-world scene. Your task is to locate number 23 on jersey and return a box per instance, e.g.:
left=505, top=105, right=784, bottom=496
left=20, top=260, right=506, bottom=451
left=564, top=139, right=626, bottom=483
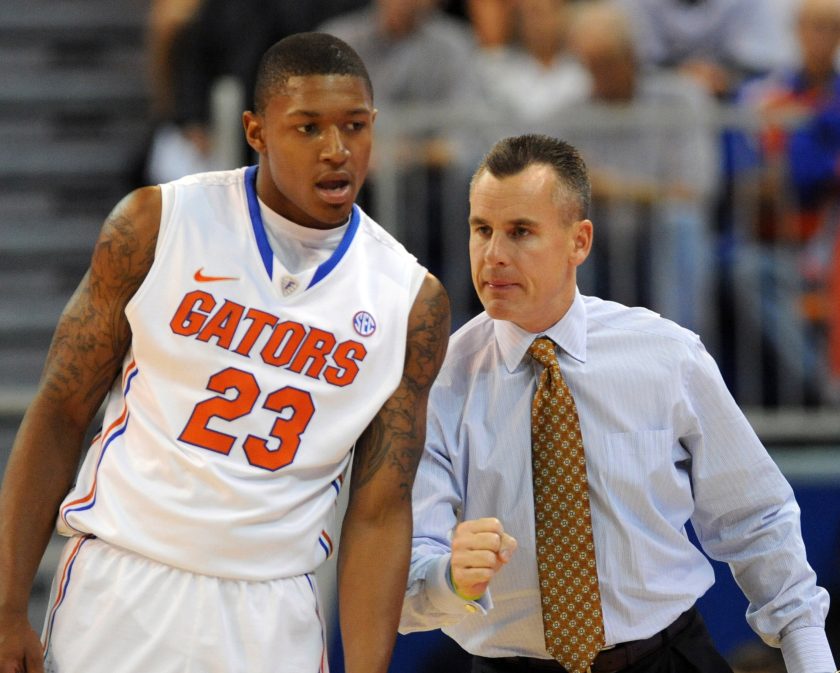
left=179, top=366, right=315, bottom=471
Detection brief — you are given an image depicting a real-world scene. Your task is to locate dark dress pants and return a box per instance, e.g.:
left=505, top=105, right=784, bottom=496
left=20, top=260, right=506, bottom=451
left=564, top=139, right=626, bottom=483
left=471, top=609, right=734, bottom=673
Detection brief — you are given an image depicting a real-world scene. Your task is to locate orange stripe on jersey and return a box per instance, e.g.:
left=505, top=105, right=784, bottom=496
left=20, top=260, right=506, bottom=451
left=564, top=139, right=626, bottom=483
left=59, top=361, right=137, bottom=525
left=59, top=405, right=128, bottom=513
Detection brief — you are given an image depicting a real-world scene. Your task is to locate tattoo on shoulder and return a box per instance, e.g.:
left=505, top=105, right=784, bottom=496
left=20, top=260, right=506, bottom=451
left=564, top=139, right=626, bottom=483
left=352, top=278, right=450, bottom=497
left=405, top=278, right=450, bottom=392
left=40, top=192, right=159, bottom=409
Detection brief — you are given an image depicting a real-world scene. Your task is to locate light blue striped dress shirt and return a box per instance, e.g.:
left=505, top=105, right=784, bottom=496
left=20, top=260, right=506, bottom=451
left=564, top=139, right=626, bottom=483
left=400, top=290, right=836, bottom=673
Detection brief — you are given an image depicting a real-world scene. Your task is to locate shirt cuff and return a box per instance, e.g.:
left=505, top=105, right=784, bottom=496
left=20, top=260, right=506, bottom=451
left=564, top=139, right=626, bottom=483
left=779, top=626, right=837, bottom=673
left=425, top=554, right=491, bottom=617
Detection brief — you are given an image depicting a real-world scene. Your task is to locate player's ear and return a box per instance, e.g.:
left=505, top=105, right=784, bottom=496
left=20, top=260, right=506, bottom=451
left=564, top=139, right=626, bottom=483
left=243, top=111, right=266, bottom=154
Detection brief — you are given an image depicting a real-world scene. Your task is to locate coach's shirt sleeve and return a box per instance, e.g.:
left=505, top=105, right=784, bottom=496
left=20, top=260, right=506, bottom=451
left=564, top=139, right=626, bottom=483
left=681, top=339, right=835, bottom=673
left=400, top=381, right=490, bottom=632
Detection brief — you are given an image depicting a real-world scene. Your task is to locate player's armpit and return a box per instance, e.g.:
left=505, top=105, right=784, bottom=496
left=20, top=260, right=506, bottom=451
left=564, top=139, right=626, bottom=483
left=349, top=272, right=450, bottom=500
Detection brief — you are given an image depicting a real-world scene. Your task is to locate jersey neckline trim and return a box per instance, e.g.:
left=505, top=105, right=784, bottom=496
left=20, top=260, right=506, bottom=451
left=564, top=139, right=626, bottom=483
left=244, top=165, right=360, bottom=290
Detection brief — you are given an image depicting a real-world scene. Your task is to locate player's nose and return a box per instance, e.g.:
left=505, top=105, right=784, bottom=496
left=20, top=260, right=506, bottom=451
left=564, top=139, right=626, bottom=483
left=321, top=126, right=350, bottom=165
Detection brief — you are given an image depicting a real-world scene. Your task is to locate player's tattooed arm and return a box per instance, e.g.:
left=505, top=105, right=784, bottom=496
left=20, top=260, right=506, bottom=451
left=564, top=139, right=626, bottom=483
left=351, top=273, right=450, bottom=495
left=40, top=186, right=161, bottom=417
left=0, top=187, right=161, bottom=668
left=339, top=273, right=450, bottom=673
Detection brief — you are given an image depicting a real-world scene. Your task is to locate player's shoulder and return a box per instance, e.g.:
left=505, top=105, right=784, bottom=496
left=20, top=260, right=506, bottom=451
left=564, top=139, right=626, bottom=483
left=163, top=167, right=246, bottom=190
left=156, top=168, right=247, bottom=237
left=354, top=205, right=421, bottom=262
left=102, top=184, right=162, bottom=241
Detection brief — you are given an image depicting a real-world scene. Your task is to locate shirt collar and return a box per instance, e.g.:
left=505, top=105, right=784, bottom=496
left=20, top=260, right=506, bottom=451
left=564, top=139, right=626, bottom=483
left=493, top=289, right=588, bottom=373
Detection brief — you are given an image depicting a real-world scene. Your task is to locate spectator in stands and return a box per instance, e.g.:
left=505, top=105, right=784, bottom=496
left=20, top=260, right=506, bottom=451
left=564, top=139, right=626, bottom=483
left=146, top=0, right=202, bottom=123
left=563, top=0, right=719, bottom=335
left=470, top=0, right=590, bottom=125
left=612, top=0, right=790, bottom=99
left=138, top=0, right=207, bottom=185
left=317, top=0, right=480, bottom=176
left=740, top=0, right=840, bottom=243
left=465, top=0, right=515, bottom=51
left=318, top=0, right=477, bottom=122
left=733, top=0, right=840, bottom=403
left=765, top=0, right=809, bottom=71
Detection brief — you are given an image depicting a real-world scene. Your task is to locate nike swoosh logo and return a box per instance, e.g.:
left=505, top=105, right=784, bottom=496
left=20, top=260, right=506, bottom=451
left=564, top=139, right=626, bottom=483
left=194, top=267, right=240, bottom=283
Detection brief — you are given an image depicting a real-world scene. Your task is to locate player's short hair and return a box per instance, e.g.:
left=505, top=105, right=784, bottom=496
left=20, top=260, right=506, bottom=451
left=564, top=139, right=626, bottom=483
left=472, top=134, right=591, bottom=220
left=252, top=32, right=373, bottom=113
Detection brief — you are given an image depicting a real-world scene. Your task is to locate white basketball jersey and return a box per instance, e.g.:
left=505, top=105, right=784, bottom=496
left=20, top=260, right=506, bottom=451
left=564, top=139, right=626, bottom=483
left=57, top=166, right=427, bottom=581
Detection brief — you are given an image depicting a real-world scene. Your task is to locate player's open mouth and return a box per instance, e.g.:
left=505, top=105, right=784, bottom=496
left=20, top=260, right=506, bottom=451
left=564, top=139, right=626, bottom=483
left=316, top=179, right=352, bottom=204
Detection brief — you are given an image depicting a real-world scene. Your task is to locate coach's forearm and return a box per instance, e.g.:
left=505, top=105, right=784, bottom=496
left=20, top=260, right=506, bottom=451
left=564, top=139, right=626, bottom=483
left=338, top=501, right=412, bottom=673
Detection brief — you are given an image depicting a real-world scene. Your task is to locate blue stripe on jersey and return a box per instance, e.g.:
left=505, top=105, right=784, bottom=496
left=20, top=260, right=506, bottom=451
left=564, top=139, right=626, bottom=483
left=60, top=366, right=139, bottom=530
left=306, top=204, right=360, bottom=290
left=43, top=535, right=93, bottom=658
left=244, top=165, right=361, bottom=288
left=244, top=165, right=274, bottom=279
left=66, top=423, right=129, bottom=517
left=304, top=574, right=328, bottom=673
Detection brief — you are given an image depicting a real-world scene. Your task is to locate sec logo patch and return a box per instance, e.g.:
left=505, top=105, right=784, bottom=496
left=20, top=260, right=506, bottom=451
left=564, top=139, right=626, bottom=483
left=353, top=311, right=376, bottom=337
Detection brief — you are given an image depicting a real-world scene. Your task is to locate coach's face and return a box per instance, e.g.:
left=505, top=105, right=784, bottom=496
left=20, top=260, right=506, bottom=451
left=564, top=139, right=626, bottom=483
left=244, top=74, right=376, bottom=229
left=469, top=163, right=592, bottom=333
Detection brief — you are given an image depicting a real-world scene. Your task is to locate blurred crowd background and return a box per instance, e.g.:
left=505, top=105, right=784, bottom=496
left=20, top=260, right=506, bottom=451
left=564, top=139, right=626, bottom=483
left=137, top=0, right=840, bottom=414
left=1, top=1, right=839, bottom=671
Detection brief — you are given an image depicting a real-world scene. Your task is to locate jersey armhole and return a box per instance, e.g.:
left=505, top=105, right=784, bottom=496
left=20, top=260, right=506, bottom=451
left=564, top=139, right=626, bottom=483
left=407, top=265, right=427, bottom=307
left=124, top=181, right=179, bottom=317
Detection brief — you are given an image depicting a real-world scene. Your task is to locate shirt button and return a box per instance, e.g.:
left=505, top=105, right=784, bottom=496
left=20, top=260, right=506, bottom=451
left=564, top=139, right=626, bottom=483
left=464, top=604, right=478, bottom=614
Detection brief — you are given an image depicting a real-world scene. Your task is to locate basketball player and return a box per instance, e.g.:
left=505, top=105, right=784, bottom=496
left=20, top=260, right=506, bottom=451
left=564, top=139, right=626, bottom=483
left=0, top=33, right=449, bottom=673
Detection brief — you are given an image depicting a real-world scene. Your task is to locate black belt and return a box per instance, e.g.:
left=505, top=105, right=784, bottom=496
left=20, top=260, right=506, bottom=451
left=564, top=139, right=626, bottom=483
left=474, top=606, right=697, bottom=673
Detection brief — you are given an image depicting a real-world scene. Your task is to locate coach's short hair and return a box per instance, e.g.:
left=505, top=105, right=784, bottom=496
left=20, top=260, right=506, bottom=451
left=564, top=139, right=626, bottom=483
left=252, top=32, right=373, bottom=113
left=472, top=134, right=591, bottom=220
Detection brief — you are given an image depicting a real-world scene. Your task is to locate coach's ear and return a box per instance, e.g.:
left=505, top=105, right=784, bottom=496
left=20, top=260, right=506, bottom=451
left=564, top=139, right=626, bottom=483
left=243, top=111, right=266, bottom=155
left=570, top=218, right=593, bottom=267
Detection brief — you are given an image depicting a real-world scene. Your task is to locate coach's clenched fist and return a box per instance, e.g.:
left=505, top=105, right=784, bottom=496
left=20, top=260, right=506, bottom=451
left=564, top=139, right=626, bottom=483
left=449, top=517, right=517, bottom=601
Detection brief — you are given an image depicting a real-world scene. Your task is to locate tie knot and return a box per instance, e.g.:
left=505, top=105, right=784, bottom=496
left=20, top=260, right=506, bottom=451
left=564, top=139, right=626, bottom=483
left=528, top=337, right=558, bottom=370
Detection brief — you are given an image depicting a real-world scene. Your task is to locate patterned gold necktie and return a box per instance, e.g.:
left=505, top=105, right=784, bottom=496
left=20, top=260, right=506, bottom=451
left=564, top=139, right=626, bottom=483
left=528, top=337, right=605, bottom=673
